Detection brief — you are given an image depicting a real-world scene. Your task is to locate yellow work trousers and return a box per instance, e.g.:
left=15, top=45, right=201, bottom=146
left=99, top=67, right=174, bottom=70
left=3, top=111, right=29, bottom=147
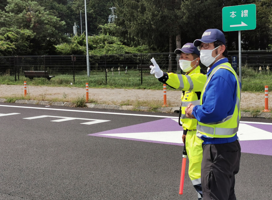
left=185, top=130, right=203, bottom=197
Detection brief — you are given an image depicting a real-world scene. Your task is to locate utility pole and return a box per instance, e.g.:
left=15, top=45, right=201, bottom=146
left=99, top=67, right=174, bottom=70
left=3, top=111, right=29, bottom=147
left=80, top=10, right=82, bottom=35
left=84, top=0, right=90, bottom=77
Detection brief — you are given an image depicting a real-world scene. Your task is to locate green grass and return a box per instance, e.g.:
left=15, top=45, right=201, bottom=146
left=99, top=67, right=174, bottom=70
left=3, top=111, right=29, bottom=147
left=72, top=96, right=86, bottom=107
left=241, top=67, right=272, bottom=92
left=1, top=67, right=271, bottom=92
left=1, top=70, right=168, bottom=90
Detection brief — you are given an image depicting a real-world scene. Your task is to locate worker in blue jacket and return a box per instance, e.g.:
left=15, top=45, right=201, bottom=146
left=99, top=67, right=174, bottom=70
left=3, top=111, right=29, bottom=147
left=185, top=29, right=241, bottom=200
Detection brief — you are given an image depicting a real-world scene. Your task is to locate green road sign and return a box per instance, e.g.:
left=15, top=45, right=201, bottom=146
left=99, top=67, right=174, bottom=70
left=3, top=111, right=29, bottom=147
left=222, top=4, right=256, bottom=32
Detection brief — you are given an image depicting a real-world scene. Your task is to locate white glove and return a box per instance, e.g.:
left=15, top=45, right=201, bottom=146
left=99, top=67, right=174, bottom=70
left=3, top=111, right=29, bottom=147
left=150, top=57, right=163, bottom=78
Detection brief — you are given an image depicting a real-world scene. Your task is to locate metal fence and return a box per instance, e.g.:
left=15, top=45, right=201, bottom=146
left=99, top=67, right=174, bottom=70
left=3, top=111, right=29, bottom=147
left=0, top=51, right=272, bottom=84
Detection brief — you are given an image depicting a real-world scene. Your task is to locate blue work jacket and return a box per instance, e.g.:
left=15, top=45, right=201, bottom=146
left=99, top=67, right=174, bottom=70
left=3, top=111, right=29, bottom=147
left=192, top=58, right=239, bottom=144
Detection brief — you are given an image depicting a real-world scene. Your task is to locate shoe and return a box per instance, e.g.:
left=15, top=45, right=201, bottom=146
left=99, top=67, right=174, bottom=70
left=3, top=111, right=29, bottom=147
left=198, top=198, right=202, bottom=200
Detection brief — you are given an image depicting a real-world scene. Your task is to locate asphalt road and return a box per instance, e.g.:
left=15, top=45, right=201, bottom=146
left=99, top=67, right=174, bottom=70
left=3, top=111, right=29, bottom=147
left=0, top=103, right=271, bottom=200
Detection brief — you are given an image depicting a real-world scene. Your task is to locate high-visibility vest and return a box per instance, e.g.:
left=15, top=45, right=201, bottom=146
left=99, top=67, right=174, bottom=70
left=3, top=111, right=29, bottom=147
left=180, top=67, right=202, bottom=130
left=197, top=63, right=241, bottom=138
left=166, top=66, right=206, bottom=130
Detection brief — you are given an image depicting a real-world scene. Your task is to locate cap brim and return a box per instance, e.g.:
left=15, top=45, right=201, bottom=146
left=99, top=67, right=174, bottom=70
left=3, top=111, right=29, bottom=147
left=174, top=48, right=193, bottom=54
left=174, top=48, right=182, bottom=54
left=193, top=38, right=216, bottom=47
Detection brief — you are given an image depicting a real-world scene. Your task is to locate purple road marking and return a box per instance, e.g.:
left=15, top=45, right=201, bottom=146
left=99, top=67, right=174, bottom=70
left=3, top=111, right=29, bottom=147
left=243, top=123, right=272, bottom=133
left=91, top=118, right=182, bottom=135
left=90, top=119, right=272, bottom=156
left=240, top=140, right=272, bottom=156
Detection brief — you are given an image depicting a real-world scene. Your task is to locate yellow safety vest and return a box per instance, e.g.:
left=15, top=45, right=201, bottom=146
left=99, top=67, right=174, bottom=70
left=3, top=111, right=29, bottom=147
left=166, top=66, right=206, bottom=130
left=197, top=63, right=241, bottom=138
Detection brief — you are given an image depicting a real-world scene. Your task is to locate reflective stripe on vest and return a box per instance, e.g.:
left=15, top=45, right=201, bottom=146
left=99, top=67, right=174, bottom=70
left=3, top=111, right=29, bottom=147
left=192, top=178, right=201, bottom=185
left=178, top=74, right=184, bottom=89
left=178, top=74, right=194, bottom=90
left=197, top=64, right=240, bottom=136
left=182, top=100, right=200, bottom=107
left=185, top=75, right=194, bottom=91
left=181, top=100, right=200, bottom=119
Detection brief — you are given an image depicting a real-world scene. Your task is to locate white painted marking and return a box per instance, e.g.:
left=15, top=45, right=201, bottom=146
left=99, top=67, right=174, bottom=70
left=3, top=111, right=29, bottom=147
left=24, top=115, right=110, bottom=125
left=24, top=115, right=48, bottom=120
left=230, top=21, right=248, bottom=27
left=0, top=104, right=177, bottom=119
left=101, top=123, right=272, bottom=144
left=51, top=118, right=77, bottom=122
left=237, top=123, right=272, bottom=140
left=103, top=131, right=183, bottom=144
left=0, top=113, right=20, bottom=117
left=241, top=121, right=272, bottom=125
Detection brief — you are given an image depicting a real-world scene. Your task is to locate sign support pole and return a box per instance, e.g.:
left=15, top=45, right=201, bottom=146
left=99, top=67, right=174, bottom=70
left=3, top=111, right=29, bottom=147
left=84, top=0, right=90, bottom=77
left=238, top=31, right=242, bottom=82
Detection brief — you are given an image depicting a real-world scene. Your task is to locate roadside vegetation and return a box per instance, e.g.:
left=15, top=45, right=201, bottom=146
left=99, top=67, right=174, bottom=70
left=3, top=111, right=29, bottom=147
left=0, top=66, right=271, bottom=92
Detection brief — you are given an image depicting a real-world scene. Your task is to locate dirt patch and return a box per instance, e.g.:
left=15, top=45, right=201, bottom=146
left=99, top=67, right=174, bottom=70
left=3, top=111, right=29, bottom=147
left=0, top=85, right=271, bottom=110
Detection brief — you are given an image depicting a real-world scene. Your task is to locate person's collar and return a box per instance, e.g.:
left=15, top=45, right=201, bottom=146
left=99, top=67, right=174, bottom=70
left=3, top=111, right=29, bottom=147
left=207, top=58, right=228, bottom=76
left=186, top=65, right=200, bottom=75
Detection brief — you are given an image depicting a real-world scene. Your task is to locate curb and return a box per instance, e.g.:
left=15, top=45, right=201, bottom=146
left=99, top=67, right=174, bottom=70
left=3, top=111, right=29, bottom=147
left=1, top=98, right=271, bottom=118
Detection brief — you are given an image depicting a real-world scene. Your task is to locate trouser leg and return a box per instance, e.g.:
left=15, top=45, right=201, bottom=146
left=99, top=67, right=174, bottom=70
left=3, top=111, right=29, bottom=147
left=186, top=131, right=203, bottom=198
left=228, top=141, right=241, bottom=200
left=201, top=140, right=241, bottom=200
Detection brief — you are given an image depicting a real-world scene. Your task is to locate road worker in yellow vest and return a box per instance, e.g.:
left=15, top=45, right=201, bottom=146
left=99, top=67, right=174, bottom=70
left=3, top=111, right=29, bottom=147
left=185, top=29, right=241, bottom=200
left=150, top=43, right=207, bottom=200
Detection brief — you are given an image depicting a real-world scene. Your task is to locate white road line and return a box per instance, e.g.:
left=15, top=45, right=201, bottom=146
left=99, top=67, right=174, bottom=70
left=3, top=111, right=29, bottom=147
left=24, top=115, right=110, bottom=125
left=0, top=113, right=20, bottom=117
left=0, top=104, right=177, bottom=119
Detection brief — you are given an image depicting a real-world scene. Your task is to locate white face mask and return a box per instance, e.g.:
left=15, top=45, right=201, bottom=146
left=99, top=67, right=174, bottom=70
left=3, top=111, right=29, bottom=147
left=200, top=46, right=220, bottom=67
left=179, top=58, right=197, bottom=72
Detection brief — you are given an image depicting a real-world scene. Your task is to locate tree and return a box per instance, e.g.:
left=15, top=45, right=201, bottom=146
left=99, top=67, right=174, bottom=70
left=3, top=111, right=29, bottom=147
left=69, top=0, right=114, bottom=36
left=55, top=26, right=150, bottom=55
left=36, top=0, right=76, bottom=36
left=0, top=32, right=16, bottom=56
left=115, top=0, right=182, bottom=71
left=0, top=0, right=67, bottom=55
left=177, top=0, right=272, bottom=50
left=241, top=0, right=272, bottom=50
left=0, top=0, right=8, bottom=10
left=116, top=0, right=181, bottom=51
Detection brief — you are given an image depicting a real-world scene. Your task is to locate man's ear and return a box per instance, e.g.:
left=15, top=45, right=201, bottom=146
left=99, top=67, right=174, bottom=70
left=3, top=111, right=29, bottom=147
left=219, top=45, right=226, bottom=54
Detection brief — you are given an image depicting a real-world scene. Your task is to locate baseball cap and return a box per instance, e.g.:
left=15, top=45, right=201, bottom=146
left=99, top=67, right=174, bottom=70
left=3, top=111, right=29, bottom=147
left=193, top=29, right=226, bottom=47
left=174, top=43, right=200, bottom=56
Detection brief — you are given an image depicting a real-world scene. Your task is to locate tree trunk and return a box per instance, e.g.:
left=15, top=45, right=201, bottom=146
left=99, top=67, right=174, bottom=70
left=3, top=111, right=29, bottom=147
left=168, top=35, right=172, bottom=72
left=175, top=34, right=181, bottom=73
left=176, top=34, right=181, bottom=49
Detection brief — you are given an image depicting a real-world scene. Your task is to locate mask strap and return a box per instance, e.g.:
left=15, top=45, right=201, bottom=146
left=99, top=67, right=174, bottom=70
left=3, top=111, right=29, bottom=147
left=191, top=58, right=199, bottom=68
left=213, top=46, right=221, bottom=59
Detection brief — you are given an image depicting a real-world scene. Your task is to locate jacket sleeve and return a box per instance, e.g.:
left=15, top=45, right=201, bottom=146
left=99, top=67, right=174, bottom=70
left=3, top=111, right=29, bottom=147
left=158, top=72, right=207, bottom=92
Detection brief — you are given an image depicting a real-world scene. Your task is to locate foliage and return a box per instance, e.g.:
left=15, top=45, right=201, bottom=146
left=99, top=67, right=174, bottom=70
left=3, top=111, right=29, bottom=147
left=0, top=33, right=16, bottom=56
left=115, top=0, right=181, bottom=52
left=55, top=32, right=150, bottom=55
left=69, top=0, right=114, bottom=36
left=55, top=34, right=86, bottom=55
left=241, top=0, right=272, bottom=50
left=0, top=0, right=8, bottom=10
left=88, top=34, right=149, bottom=55
left=72, top=96, right=86, bottom=107
left=0, top=0, right=67, bottom=55
left=1, top=0, right=272, bottom=55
